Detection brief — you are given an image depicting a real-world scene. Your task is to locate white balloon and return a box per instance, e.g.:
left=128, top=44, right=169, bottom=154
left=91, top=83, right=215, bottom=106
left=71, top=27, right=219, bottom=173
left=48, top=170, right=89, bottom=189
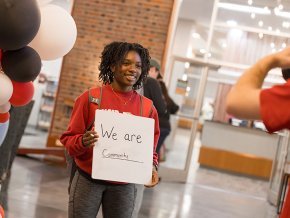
left=0, top=73, right=13, bottom=105
left=0, top=102, right=11, bottom=113
left=29, top=4, right=77, bottom=60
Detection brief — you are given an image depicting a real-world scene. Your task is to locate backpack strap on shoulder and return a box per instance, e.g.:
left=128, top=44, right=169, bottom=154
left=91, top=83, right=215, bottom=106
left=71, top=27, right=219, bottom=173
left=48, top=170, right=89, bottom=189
left=86, top=86, right=103, bottom=130
left=89, top=86, right=103, bottom=107
left=140, top=95, right=153, bottom=117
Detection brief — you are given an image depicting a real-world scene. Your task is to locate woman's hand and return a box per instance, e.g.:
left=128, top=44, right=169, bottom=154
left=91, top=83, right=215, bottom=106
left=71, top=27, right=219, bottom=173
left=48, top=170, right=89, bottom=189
left=144, top=167, right=159, bottom=188
left=82, top=130, right=99, bottom=147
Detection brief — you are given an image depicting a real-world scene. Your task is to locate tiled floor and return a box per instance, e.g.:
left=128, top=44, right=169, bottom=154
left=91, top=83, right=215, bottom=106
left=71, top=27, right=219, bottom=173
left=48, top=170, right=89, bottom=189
left=4, top=156, right=277, bottom=218
left=3, top=125, right=278, bottom=218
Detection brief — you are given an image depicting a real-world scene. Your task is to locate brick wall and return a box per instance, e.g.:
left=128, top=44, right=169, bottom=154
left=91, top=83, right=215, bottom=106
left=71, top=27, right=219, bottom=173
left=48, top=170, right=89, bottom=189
left=47, top=0, right=174, bottom=146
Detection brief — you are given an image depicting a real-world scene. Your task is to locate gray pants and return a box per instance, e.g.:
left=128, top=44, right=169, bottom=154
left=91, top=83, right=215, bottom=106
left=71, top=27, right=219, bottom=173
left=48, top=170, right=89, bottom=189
left=69, top=171, right=137, bottom=218
left=132, top=184, right=145, bottom=218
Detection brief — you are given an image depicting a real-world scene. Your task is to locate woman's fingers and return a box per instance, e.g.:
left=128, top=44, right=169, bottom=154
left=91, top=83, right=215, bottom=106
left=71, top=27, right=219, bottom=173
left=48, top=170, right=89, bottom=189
left=82, top=131, right=99, bottom=147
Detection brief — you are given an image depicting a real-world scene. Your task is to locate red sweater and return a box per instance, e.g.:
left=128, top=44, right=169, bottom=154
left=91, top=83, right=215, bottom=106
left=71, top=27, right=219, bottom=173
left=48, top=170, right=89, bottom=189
left=60, top=85, right=160, bottom=176
left=260, top=80, right=290, bottom=133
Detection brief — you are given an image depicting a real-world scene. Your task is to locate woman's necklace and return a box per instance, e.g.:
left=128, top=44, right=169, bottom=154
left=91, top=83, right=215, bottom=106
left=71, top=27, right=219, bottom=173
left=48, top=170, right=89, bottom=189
left=111, top=86, right=134, bottom=105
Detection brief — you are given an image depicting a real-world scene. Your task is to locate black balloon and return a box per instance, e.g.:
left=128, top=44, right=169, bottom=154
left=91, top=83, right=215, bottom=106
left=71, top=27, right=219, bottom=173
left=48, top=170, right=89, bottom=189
left=0, top=0, right=41, bottom=50
left=282, top=68, right=290, bottom=81
left=1, top=46, right=42, bottom=82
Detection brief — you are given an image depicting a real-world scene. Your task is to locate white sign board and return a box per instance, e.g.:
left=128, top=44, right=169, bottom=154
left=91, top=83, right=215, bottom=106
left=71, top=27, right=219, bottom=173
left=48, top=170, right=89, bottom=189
left=92, top=109, right=154, bottom=184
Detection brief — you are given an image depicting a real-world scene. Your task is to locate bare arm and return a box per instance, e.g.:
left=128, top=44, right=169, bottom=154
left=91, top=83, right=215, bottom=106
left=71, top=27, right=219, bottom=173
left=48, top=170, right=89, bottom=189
left=226, top=47, right=290, bottom=120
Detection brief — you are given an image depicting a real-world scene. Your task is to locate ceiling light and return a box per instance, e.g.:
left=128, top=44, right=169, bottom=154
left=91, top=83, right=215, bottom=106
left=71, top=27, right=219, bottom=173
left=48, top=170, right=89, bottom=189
left=282, top=43, right=287, bottom=48
left=258, top=20, right=263, bottom=27
left=251, top=13, right=256, bottom=19
left=192, top=32, right=200, bottom=38
left=185, top=62, right=190, bottom=68
left=278, top=4, right=284, bottom=10
left=248, top=0, right=253, bottom=5
left=222, top=42, right=227, bottom=48
left=258, top=33, right=263, bottom=39
left=274, top=8, right=290, bottom=18
left=199, top=49, right=206, bottom=54
left=226, top=20, right=237, bottom=26
left=270, top=42, right=275, bottom=48
left=268, top=26, right=273, bottom=31
left=218, top=2, right=271, bottom=15
left=282, top=21, right=290, bottom=28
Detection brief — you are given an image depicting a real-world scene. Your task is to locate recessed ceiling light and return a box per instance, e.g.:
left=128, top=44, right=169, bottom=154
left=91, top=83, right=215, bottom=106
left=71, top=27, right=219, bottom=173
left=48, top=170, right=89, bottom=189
left=258, top=20, right=263, bottom=27
left=226, top=20, right=237, bottom=26
left=258, top=33, right=263, bottom=39
left=192, top=32, right=200, bottom=38
left=268, top=26, right=273, bottom=31
left=251, top=13, right=256, bottom=19
left=185, top=62, right=190, bottom=68
left=278, top=4, right=284, bottom=10
left=282, top=43, right=287, bottom=48
left=282, top=21, right=290, bottom=28
left=270, top=42, right=275, bottom=48
left=218, top=2, right=271, bottom=15
left=199, top=49, right=206, bottom=54
left=248, top=0, right=253, bottom=5
left=274, top=8, right=290, bottom=18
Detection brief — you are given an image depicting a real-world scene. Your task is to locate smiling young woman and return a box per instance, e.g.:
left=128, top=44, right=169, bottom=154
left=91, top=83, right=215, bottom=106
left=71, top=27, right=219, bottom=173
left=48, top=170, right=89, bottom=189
left=60, top=41, right=160, bottom=218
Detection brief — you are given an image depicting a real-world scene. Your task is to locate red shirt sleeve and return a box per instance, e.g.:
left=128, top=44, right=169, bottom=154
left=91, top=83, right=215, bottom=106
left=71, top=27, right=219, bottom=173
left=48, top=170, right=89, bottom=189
left=60, top=91, right=90, bottom=157
left=260, top=80, right=290, bottom=133
left=150, top=105, right=160, bottom=166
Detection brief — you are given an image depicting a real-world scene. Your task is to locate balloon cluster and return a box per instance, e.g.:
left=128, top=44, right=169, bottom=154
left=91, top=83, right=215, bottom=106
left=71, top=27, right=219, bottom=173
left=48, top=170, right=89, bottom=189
left=0, top=0, right=77, bottom=145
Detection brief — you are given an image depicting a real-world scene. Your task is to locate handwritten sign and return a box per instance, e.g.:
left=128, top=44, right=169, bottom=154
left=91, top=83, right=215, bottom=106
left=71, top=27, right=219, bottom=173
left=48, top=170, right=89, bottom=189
left=92, top=109, right=154, bottom=184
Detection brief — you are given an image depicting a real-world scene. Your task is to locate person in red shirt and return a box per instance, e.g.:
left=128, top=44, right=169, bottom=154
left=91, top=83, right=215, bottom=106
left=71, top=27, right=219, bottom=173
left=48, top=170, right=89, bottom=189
left=60, top=41, right=159, bottom=218
left=226, top=47, right=290, bottom=218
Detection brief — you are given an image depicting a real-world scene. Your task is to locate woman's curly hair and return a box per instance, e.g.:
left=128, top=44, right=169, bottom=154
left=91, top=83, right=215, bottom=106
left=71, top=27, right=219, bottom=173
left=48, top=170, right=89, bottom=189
left=99, top=41, right=151, bottom=90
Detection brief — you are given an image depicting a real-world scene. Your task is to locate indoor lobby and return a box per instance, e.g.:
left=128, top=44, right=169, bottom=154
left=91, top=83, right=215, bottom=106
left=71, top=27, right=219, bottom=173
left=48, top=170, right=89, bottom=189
left=1, top=0, right=290, bottom=217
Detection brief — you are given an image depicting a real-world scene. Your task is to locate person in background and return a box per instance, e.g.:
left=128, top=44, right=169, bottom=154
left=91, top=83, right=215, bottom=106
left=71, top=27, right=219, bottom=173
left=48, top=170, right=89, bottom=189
left=60, top=41, right=159, bottom=218
left=146, top=59, right=179, bottom=157
left=226, top=47, right=290, bottom=218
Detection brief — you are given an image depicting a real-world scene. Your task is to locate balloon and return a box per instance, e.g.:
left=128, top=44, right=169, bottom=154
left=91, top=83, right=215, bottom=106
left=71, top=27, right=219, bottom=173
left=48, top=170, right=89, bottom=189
left=282, top=68, right=290, bottom=81
left=0, top=73, right=13, bottom=105
left=9, top=81, right=34, bottom=107
left=0, top=112, right=9, bottom=123
left=0, top=0, right=41, bottom=50
left=29, top=4, right=77, bottom=60
left=0, top=120, right=9, bottom=146
left=0, top=49, right=2, bottom=61
left=0, top=102, right=11, bottom=114
left=0, top=204, right=4, bottom=218
left=1, top=46, right=41, bottom=82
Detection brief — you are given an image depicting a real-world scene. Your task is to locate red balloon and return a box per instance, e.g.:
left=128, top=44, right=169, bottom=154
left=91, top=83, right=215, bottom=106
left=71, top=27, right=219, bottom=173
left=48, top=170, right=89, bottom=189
left=9, top=81, right=34, bottom=106
left=0, top=205, right=4, bottom=218
left=0, top=49, right=2, bottom=61
left=0, top=112, right=9, bottom=123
